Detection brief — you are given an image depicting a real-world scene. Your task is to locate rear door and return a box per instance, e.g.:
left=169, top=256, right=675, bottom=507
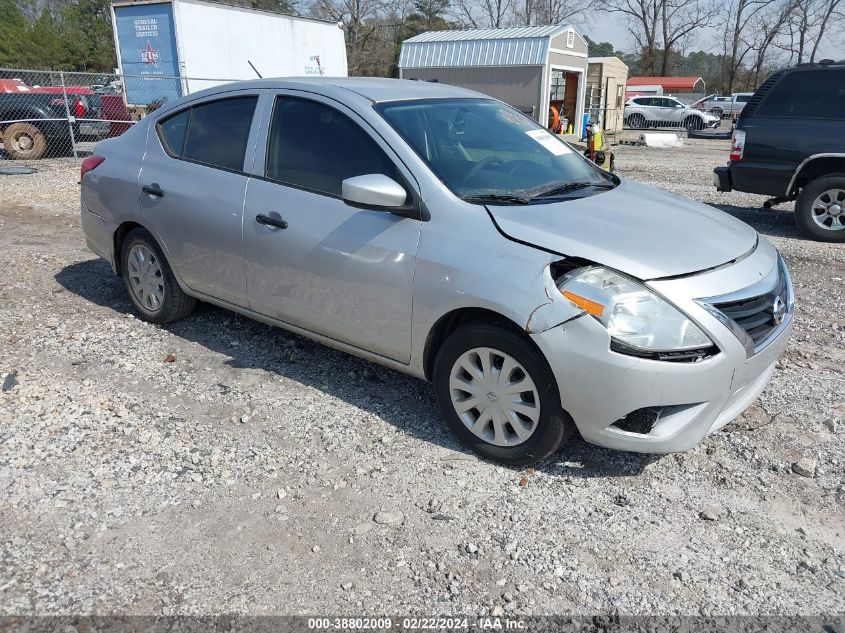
left=138, top=90, right=264, bottom=307
left=738, top=69, right=845, bottom=195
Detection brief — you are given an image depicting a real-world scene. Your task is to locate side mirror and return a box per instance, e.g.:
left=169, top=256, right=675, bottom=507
left=342, top=174, right=407, bottom=210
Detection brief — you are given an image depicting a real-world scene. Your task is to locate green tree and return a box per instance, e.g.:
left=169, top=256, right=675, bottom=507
left=29, top=9, right=68, bottom=69
left=0, top=0, right=32, bottom=67
left=404, top=0, right=451, bottom=38
left=60, top=0, right=116, bottom=71
left=583, top=35, right=619, bottom=58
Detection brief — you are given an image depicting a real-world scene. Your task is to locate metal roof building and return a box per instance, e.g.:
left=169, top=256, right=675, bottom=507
left=399, top=25, right=589, bottom=132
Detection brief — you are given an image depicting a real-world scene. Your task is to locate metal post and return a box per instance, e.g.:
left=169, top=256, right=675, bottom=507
left=60, top=71, right=79, bottom=159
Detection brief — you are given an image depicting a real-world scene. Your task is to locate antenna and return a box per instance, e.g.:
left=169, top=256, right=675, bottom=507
left=248, top=60, right=263, bottom=78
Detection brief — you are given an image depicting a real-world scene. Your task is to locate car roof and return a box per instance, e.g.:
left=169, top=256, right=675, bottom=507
left=188, top=77, right=486, bottom=103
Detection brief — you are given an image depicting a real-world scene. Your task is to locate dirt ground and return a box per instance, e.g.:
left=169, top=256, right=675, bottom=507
left=0, top=139, right=843, bottom=617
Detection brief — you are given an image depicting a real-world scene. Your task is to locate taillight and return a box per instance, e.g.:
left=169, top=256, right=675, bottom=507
left=729, top=129, right=745, bottom=162
left=74, top=99, right=86, bottom=117
left=80, top=154, right=105, bottom=181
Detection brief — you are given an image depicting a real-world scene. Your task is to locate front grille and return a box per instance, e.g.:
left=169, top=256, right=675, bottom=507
left=712, top=268, right=789, bottom=348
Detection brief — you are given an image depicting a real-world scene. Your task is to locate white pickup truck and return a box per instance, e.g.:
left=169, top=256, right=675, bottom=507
left=696, top=93, right=754, bottom=118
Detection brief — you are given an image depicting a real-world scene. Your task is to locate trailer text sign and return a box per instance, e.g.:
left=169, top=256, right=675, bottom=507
left=114, top=3, right=182, bottom=106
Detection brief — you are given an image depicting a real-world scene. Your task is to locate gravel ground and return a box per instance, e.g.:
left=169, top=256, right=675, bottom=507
left=0, top=140, right=843, bottom=617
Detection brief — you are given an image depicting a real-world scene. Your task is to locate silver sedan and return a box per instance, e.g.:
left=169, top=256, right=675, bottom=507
left=80, top=78, right=792, bottom=466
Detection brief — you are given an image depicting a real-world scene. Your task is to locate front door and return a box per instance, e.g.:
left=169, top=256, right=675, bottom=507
left=242, top=94, right=420, bottom=363
left=138, top=92, right=262, bottom=307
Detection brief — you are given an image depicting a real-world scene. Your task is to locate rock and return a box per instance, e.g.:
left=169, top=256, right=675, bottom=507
left=2, top=371, right=17, bottom=392
left=609, top=576, right=620, bottom=587
left=341, top=582, right=353, bottom=590
left=465, top=543, right=478, bottom=554
left=277, top=489, right=287, bottom=500
left=274, top=504, right=287, bottom=514
left=553, top=566, right=565, bottom=578
left=699, top=504, right=722, bottom=521
left=824, top=419, right=837, bottom=433
left=792, top=458, right=817, bottom=478
left=431, top=513, right=456, bottom=521
left=491, top=606, right=505, bottom=617
left=373, top=510, right=404, bottom=528
left=502, top=592, right=514, bottom=602
left=312, top=545, right=320, bottom=553
left=353, top=522, right=372, bottom=535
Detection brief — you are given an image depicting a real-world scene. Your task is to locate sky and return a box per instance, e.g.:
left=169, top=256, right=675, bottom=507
left=583, top=11, right=845, bottom=66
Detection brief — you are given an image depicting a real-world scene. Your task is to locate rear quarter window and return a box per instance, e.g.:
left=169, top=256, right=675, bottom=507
left=756, top=70, right=845, bottom=119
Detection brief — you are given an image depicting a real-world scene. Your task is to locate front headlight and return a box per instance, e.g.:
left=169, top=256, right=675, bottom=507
left=558, top=267, right=713, bottom=355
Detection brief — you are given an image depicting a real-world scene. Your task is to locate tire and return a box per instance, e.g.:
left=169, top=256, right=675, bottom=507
left=119, top=228, right=196, bottom=323
left=432, top=322, right=574, bottom=467
left=684, top=116, right=703, bottom=131
left=711, top=108, right=723, bottom=118
left=628, top=114, right=645, bottom=129
left=2, top=122, right=47, bottom=160
left=794, top=174, right=845, bottom=242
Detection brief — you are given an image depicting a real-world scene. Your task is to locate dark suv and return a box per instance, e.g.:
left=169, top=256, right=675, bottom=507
left=713, top=60, right=845, bottom=242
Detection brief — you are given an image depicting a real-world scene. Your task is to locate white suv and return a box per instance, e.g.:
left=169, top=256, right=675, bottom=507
left=624, top=96, right=720, bottom=130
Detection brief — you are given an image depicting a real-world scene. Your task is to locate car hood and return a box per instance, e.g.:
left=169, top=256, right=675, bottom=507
left=486, top=178, right=758, bottom=280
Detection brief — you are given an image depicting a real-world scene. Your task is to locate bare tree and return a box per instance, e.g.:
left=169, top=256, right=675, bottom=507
left=809, top=0, right=843, bottom=61
left=718, top=0, right=779, bottom=91
left=594, top=0, right=662, bottom=74
left=659, top=0, right=713, bottom=74
left=311, top=0, right=386, bottom=74
left=748, top=0, right=797, bottom=86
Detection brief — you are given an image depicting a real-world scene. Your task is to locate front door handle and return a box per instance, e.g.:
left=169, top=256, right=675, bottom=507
left=142, top=183, right=165, bottom=197
left=255, top=214, right=288, bottom=230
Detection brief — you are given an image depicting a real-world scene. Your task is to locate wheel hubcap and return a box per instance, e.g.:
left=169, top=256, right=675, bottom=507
left=448, top=347, right=540, bottom=447
left=15, top=133, right=33, bottom=151
left=811, top=188, right=845, bottom=231
left=127, top=244, right=165, bottom=311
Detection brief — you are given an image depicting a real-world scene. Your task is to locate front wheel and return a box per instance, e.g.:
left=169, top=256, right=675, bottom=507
left=795, top=175, right=845, bottom=242
left=120, top=228, right=197, bottom=323
left=684, top=116, right=703, bottom=131
left=432, top=323, right=573, bottom=467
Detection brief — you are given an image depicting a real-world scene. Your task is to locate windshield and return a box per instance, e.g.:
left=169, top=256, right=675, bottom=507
left=375, top=98, right=614, bottom=202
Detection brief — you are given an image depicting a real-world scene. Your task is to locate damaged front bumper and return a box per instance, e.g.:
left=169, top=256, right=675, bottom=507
left=527, top=239, right=792, bottom=453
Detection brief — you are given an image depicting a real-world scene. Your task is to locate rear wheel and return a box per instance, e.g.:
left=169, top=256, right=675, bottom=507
left=2, top=123, right=47, bottom=160
left=432, top=322, right=573, bottom=467
left=120, top=228, right=196, bottom=323
left=795, top=174, right=845, bottom=242
left=711, top=107, right=723, bottom=118
left=628, top=114, right=645, bottom=129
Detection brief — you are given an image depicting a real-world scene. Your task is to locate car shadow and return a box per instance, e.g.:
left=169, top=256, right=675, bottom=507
left=709, top=203, right=800, bottom=240
left=55, top=258, right=661, bottom=479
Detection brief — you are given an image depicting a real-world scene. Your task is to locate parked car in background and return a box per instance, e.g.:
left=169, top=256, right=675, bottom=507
left=0, top=84, right=108, bottom=159
left=81, top=78, right=793, bottom=465
left=714, top=60, right=845, bottom=242
left=697, top=93, right=753, bottom=118
left=624, top=96, right=720, bottom=130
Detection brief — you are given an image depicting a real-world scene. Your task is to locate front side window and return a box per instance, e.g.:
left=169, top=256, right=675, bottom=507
left=157, top=95, right=258, bottom=171
left=377, top=98, right=611, bottom=201
left=265, top=97, right=399, bottom=196
left=757, top=70, right=845, bottom=119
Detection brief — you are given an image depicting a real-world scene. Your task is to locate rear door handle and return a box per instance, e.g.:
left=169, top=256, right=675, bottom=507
left=142, top=183, right=165, bottom=197
left=255, top=214, right=288, bottom=230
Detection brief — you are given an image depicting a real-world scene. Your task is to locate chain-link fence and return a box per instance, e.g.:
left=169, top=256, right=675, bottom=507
left=0, top=68, right=239, bottom=162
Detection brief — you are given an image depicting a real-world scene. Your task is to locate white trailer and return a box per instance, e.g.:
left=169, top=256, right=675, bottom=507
left=111, top=0, right=347, bottom=106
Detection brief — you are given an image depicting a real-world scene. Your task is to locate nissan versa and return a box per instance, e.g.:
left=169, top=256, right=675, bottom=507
left=80, top=78, right=794, bottom=466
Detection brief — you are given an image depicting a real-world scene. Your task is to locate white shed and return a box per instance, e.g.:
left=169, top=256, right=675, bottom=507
left=399, top=25, right=589, bottom=132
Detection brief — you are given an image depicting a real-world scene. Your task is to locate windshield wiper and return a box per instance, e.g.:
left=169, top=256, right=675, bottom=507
left=461, top=194, right=532, bottom=205
left=528, top=181, right=616, bottom=200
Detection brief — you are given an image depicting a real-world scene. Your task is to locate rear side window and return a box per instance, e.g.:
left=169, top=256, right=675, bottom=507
left=265, top=97, right=399, bottom=196
left=158, top=109, right=189, bottom=155
left=756, top=71, right=845, bottom=119
left=736, top=94, right=751, bottom=103
left=157, top=96, right=258, bottom=171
